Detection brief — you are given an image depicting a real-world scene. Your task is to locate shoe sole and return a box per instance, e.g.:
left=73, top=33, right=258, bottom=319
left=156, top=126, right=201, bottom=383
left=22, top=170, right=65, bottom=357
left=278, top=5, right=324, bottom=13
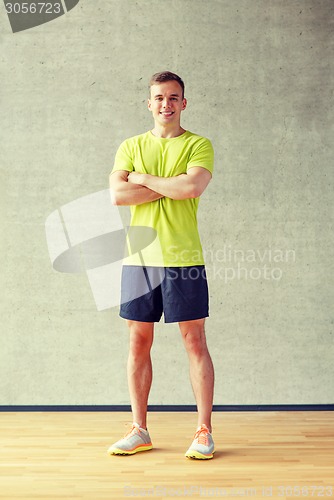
left=185, top=449, right=215, bottom=460
left=108, top=444, right=153, bottom=456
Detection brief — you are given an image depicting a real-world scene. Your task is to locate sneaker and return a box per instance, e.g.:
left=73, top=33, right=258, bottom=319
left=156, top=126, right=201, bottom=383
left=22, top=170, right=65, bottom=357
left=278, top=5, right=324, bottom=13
left=107, top=423, right=153, bottom=456
left=185, top=424, right=215, bottom=459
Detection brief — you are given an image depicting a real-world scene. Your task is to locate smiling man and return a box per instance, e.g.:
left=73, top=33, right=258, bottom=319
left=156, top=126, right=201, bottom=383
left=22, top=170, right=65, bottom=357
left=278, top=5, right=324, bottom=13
left=108, top=71, right=215, bottom=460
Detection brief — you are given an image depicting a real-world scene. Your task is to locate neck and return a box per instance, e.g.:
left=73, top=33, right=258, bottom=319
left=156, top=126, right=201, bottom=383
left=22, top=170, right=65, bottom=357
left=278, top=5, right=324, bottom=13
left=151, top=123, right=186, bottom=139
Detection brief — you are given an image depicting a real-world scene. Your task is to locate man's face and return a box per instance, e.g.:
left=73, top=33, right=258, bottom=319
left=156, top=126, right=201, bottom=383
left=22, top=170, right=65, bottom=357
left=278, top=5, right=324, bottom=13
left=148, top=80, right=187, bottom=126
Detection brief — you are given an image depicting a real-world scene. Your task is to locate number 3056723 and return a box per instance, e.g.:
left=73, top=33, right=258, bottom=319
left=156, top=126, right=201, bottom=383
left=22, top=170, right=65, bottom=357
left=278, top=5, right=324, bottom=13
left=5, top=3, right=61, bottom=14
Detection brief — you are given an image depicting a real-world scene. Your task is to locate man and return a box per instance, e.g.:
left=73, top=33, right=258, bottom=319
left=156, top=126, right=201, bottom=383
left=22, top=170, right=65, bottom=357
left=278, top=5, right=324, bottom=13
left=108, top=71, right=215, bottom=459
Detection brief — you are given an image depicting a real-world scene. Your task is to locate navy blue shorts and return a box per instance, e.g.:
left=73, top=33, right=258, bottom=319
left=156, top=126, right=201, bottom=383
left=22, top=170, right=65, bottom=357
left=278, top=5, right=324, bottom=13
left=120, top=265, right=209, bottom=323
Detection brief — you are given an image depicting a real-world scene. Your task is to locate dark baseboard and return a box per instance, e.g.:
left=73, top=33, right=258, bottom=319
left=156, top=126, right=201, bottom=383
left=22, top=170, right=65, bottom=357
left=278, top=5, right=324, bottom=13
left=0, top=404, right=333, bottom=412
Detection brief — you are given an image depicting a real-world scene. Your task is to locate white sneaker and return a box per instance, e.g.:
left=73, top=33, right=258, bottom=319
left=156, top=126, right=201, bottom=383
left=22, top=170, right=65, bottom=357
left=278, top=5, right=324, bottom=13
left=185, top=424, right=215, bottom=459
left=108, top=423, right=153, bottom=456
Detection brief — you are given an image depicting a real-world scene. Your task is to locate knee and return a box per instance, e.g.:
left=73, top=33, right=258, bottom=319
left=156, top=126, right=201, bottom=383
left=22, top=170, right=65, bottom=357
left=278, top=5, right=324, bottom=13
left=128, top=322, right=153, bottom=357
left=130, top=336, right=151, bottom=356
left=182, top=330, right=208, bottom=358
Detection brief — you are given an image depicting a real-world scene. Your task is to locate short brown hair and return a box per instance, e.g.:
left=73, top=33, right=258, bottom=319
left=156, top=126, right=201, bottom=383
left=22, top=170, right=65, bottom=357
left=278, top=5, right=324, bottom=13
left=149, top=71, right=185, bottom=98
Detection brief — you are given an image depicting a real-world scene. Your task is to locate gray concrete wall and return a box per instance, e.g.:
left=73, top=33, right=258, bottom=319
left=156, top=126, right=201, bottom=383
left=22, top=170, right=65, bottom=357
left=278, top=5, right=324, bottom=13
left=1, top=0, right=333, bottom=405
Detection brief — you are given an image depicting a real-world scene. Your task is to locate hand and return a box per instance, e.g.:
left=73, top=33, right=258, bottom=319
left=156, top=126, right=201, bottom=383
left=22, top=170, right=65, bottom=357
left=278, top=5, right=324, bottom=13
left=128, top=171, right=146, bottom=186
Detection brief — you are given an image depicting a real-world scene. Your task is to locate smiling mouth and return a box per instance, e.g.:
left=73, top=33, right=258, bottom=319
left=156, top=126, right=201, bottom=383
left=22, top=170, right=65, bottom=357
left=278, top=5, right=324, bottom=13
left=160, top=111, right=174, bottom=116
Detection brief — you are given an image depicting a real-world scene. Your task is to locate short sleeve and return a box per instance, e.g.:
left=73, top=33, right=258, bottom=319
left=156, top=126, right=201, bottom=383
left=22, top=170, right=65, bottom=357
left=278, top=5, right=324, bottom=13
left=187, top=137, right=214, bottom=174
left=110, top=139, right=134, bottom=175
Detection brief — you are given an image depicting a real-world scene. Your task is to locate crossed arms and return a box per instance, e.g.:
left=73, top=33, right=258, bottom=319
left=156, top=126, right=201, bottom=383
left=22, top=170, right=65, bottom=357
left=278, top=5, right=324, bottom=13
left=109, top=167, right=212, bottom=206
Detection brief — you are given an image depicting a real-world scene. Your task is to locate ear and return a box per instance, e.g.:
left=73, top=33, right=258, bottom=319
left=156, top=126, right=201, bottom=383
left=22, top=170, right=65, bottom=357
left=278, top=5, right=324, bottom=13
left=182, top=98, right=187, bottom=110
left=147, top=99, right=152, bottom=111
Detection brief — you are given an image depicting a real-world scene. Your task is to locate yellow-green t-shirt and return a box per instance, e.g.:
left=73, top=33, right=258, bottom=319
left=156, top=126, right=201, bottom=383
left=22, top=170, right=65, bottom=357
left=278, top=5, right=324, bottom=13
left=111, top=130, right=214, bottom=266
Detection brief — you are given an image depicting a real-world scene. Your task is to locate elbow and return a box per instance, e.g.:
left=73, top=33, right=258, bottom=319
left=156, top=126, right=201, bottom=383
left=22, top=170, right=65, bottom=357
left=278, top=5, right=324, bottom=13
left=109, top=188, right=122, bottom=206
left=188, top=185, right=202, bottom=199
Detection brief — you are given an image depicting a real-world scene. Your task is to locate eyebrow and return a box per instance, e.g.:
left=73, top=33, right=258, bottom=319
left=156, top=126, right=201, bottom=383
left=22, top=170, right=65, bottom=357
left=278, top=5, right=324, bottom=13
left=154, top=93, right=180, bottom=98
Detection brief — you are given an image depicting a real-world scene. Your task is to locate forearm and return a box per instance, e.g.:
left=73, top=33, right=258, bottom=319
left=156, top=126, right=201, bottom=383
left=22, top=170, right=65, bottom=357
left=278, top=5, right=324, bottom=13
left=110, top=176, right=163, bottom=206
left=139, top=174, right=200, bottom=200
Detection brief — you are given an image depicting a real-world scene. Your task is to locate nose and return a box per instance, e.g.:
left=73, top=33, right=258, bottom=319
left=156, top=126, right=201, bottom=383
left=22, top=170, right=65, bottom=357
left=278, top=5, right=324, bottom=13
left=162, top=98, right=171, bottom=108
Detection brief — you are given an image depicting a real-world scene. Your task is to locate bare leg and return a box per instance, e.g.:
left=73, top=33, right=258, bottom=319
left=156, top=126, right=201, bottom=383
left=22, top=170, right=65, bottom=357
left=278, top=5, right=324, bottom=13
left=179, top=319, right=214, bottom=432
left=126, top=320, right=154, bottom=429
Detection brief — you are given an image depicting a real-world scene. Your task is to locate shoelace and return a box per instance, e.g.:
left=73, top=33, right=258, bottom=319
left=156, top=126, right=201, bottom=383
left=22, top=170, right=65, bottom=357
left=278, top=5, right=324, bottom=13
left=123, top=424, right=141, bottom=438
left=194, top=426, right=210, bottom=445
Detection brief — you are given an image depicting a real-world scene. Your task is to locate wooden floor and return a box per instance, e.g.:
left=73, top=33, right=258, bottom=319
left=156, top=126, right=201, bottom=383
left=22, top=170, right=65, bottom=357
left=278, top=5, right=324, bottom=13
left=0, top=412, right=333, bottom=499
